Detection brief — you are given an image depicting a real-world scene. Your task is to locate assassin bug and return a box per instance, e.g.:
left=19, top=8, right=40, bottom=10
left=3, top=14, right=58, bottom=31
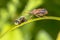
left=14, top=16, right=27, bottom=25
left=30, top=8, right=48, bottom=17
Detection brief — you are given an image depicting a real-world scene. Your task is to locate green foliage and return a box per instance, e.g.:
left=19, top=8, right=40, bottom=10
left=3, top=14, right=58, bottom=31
left=0, top=0, right=60, bottom=40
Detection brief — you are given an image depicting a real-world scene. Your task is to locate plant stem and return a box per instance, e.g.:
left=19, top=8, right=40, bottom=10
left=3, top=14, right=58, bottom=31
left=0, top=16, right=60, bottom=38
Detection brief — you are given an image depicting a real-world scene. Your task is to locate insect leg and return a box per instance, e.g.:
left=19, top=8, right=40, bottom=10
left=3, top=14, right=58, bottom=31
left=35, top=15, right=40, bottom=17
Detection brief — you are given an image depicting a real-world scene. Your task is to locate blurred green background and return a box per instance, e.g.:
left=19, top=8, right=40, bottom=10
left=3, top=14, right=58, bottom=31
left=0, top=0, right=60, bottom=40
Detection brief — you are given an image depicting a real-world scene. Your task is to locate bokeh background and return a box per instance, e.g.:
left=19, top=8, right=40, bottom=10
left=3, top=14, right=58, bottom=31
left=0, top=0, right=60, bottom=40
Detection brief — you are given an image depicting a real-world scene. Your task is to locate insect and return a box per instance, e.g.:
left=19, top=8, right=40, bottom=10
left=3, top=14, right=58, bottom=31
left=14, top=16, right=27, bottom=25
left=30, top=8, right=48, bottom=17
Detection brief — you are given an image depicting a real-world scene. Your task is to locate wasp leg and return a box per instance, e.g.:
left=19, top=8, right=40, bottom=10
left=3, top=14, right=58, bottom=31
left=35, top=15, right=40, bottom=17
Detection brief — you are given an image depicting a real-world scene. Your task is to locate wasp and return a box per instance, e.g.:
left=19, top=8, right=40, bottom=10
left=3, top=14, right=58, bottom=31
left=14, top=16, right=27, bottom=25
left=30, top=8, right=48, bottom=17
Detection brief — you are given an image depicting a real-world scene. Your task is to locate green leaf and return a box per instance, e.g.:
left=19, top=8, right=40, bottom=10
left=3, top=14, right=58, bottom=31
left=0, top=16, right=60, bottom=38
